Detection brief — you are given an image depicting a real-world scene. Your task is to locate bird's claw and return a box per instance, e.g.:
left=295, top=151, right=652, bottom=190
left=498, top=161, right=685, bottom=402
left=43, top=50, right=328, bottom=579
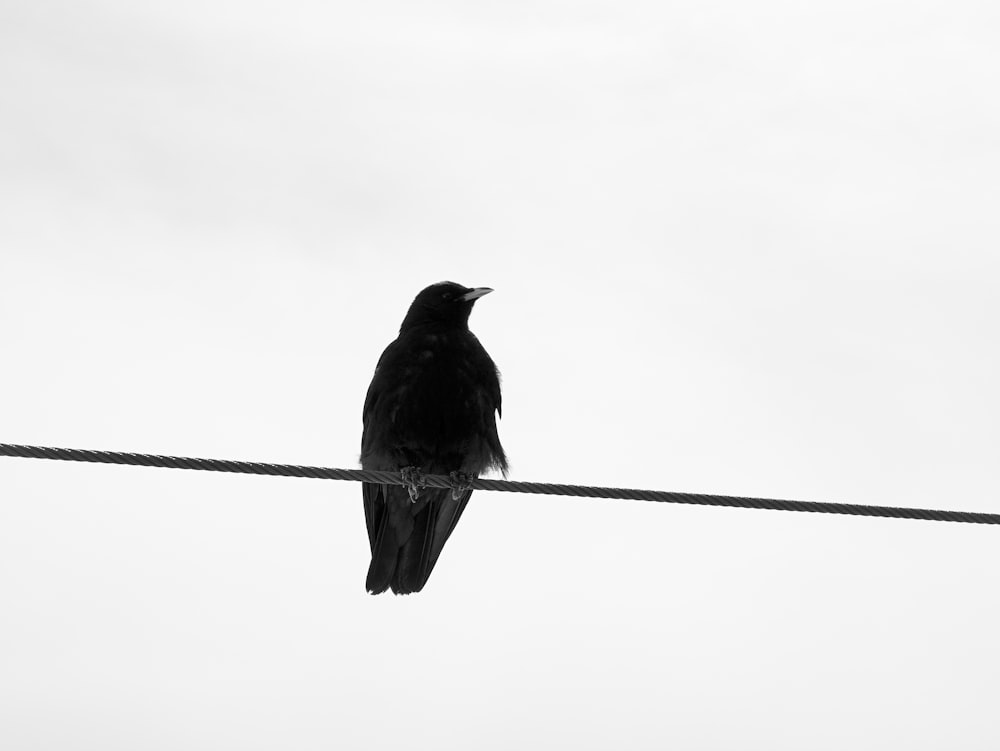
left=400, top=466, right=426, bottom=502
left=448, top=471, right=474, bottom=500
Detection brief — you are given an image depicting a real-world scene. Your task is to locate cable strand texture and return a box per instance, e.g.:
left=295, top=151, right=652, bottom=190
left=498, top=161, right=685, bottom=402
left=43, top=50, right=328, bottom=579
left=1, top=443, right=997, bottom=525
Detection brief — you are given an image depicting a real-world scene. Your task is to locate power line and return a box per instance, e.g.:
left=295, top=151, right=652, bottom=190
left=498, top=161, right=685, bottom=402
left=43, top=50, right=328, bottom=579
left=1, top=442, right=997, bottom=526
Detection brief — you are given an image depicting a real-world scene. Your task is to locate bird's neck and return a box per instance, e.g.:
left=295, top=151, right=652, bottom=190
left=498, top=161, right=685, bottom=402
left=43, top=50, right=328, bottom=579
left=399, top=319, right=470, bottom=336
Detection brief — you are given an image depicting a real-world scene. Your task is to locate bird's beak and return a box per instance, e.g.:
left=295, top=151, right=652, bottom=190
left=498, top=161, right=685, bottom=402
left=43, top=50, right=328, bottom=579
left=459, top=287, right=493, bottom=302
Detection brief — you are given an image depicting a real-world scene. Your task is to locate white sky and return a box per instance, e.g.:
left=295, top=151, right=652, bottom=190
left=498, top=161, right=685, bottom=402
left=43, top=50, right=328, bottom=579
left=2, top=1, right=999, bottom=749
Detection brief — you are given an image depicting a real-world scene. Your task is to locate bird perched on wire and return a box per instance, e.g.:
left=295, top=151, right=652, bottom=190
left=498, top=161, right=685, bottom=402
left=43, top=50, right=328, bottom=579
left=360, top=281, right=508, bottom=595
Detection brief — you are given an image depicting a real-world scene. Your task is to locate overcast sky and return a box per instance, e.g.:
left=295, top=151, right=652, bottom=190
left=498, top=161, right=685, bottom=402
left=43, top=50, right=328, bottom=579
left=2, top=1, right=999, bottom=749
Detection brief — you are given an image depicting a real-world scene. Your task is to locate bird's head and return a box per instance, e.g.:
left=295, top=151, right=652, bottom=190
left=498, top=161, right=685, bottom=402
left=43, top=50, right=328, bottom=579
left=399, top=281, right=493, bottom=332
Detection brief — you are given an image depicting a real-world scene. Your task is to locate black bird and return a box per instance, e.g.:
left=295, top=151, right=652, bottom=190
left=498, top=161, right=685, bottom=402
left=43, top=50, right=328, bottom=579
left=361, top=281, right=507, bottom=595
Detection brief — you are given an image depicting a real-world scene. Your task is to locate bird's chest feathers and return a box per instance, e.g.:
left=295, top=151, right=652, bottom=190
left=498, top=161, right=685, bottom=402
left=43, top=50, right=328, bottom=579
left=396, top=333, right=479, bottom=394
left=378, top=331, right=491, bottom=435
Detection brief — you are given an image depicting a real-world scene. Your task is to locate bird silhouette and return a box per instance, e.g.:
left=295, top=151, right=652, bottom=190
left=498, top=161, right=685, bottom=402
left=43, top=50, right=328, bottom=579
left=361, top=282, right=507, bottom=594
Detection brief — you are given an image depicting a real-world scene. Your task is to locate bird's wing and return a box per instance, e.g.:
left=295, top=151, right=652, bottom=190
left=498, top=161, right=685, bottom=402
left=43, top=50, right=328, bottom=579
left=362, top=481, right=385, bottom=554
left=493, top=375, right=502, bottom=420
left=361, top=360, right=386, bottom=557
left=468, top=333, right=503, bottom=420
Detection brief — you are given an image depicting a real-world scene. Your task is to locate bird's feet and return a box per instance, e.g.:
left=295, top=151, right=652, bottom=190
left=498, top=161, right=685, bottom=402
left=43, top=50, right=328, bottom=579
left=399, top=466, right=426, bottom=502
left=448, top=471, right=475, bottom=500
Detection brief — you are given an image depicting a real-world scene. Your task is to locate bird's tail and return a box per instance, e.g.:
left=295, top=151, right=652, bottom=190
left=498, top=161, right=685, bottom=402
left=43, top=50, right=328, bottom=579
left=391, top=487, right=472, bottom=594
left=366, top=497, right=399, bottom=595
left=365, top=484, right=473, bottom=595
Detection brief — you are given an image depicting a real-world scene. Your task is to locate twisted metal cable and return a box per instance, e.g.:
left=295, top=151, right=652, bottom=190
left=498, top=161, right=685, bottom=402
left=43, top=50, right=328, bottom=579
left=1, top=442, right=997, bottom=525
